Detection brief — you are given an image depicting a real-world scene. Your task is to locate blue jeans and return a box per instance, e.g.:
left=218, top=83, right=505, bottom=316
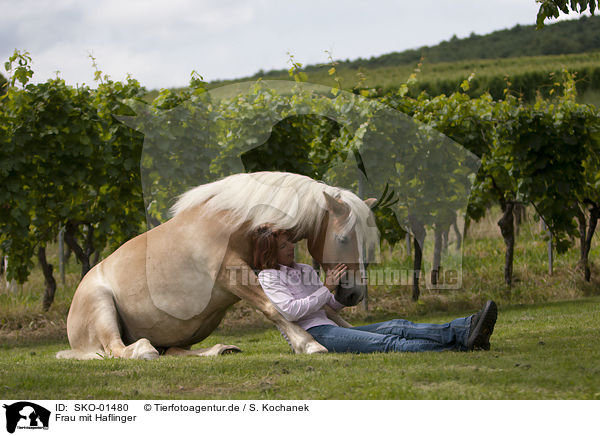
left=307, top=316, right=473, bottom=353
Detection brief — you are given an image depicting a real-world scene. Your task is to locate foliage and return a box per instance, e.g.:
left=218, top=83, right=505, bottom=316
left=504, top=76, right=595, bottom=251
left=537, top=0, right=598, bottom=28
left=0, top=73, right=7, bottom=96
left=381, top=68, right=599, bottom=285
left=0, top=50, right=146, bottom=287
left=1, top=48, right=599, bottom=304
left=240, top=114, right=343, bottom=178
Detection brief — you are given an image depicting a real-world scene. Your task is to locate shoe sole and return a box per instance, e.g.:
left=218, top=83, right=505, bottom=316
left=467, top=300, right=497, bottom=350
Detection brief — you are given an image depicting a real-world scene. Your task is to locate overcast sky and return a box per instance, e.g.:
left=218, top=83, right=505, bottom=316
left=0, top=0, right=587, bottom=89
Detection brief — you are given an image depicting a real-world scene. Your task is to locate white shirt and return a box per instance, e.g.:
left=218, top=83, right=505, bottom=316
left=258, top=262, right=345, bottom=330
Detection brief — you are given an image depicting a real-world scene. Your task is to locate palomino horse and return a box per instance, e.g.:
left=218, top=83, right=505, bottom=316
left=57, top=172, right=378, bottom=359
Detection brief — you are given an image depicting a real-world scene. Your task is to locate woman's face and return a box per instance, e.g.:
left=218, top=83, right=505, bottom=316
left=276, top=233, right=295, bottom=267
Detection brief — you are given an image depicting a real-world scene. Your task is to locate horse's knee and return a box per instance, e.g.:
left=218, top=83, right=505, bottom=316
left=261, top=304, right=282, bottom=322
left=121, top=338, right=159, bottom=360
left=66, top=275, right=120, bottom=351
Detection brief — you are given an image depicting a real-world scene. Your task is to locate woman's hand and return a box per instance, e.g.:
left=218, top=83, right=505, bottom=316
left=325, top=263, right=348, bottom=292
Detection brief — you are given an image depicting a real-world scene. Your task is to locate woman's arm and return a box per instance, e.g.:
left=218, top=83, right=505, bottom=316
left=258, top=270, right=331, bottom=322
left=307, top=265, right=351, bottom=326
left=304, top=264, right=346, bottom=312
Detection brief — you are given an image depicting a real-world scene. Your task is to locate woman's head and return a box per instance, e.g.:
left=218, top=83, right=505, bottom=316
left=275, top=231, right=295, bottom=267
left=252, top=226, right=295, bottom=270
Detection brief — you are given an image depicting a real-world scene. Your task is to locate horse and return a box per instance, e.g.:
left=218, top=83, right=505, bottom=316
left=56, top=171, right=378, bottom=359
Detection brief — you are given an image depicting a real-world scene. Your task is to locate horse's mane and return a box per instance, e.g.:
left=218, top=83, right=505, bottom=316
left=170, top=172, right=376, bottom=242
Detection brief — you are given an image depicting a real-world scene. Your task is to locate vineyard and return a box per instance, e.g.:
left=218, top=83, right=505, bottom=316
left=213, top=51, right=600, bottom=104
left=0, top=48, right=599, bottom=317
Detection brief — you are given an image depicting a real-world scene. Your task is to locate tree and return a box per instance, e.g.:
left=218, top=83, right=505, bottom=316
left=0, top=73, right=6, bottom=96
left=537, top=0, right=598, bottom=28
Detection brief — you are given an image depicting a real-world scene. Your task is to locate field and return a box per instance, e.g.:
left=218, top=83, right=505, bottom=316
left=205, top=51, right=600, bottom=105
left=1, top=299, right=599, bottom=400
left=1, top=209, right=599, bottom=400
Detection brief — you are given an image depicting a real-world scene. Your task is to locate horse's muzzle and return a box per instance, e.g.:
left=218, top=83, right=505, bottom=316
left=335, top=284, right=366, bottom=306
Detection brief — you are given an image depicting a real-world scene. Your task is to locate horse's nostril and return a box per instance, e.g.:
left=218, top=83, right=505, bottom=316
left=347, top=292, right=361, bottom=306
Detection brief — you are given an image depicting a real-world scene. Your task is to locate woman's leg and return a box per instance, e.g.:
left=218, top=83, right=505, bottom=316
left=307, top=325, right=462, bottom=353
left=351, top=317, right=472, bottom=350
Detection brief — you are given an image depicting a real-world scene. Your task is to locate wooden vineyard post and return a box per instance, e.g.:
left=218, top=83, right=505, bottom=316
left=59, top=226, right=66, bottom=286
left=542, top=220, right=553, bottom=276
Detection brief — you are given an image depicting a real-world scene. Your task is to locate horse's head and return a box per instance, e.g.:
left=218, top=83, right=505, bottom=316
left=308, top=191, right=378, bottom=307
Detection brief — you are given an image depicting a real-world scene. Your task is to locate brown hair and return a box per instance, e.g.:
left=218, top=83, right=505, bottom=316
left=252, top=226, right=294, bottom=270
left=252, top=226, right=279, bottom=270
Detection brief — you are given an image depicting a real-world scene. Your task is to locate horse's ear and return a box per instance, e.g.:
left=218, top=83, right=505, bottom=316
left=364, top=198, right=377, bottom=209
left=323, top=192, right=350, bottom=217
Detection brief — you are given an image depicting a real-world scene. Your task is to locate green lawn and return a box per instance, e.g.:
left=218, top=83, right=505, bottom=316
left=1, top=297, right=598, bottom=400
left=1, top=208, right=598, bottom=399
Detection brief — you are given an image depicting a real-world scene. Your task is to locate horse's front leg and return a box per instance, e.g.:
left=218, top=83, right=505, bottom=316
left=164, top=345, right=241, bottom=356
left=323, top=305, right=352, bottom=328
left=219, top=260, right=327, bottom=354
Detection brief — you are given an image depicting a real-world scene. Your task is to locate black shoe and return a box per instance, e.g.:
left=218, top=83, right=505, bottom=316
left=467, top=300, right=497, bottom=351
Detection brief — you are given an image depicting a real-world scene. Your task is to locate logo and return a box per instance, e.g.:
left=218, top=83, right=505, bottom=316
left=2, top=402, right=50, bottom=434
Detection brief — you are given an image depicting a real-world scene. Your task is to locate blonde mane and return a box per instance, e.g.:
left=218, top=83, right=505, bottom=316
left=170, top=172, right=377, bottom=244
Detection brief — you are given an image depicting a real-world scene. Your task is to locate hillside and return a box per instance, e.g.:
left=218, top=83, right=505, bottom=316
left=244, top=15, right=600, bottom=80
left=206, top=16, right=600, bottom=104
left=333, top=15, right=600, bottom=69
left=208, top=51, right=600, bottom=104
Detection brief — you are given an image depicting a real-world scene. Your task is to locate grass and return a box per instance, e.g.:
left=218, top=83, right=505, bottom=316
left=0, top=207, right=599, bottom=399
left=1, top=297, right=599, bottom=400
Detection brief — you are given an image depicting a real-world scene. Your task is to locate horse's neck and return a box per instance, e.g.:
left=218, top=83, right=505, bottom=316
left=305, top=212, right=328, bottom=265
left=225, top=225, right=254, bottom=265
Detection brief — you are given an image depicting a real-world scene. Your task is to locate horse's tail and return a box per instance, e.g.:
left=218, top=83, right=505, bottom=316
left=56, top=349, right=104, bottom=360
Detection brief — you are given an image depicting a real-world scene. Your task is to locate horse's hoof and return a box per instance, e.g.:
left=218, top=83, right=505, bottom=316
left=305, top=342, right=328, bottom=354
left=139, top=351, right=160, bottom=360
left=221, top=345, right=242, bottom=354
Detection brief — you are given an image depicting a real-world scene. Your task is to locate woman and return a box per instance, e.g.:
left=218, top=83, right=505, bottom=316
left=254, top=226, right=497, bottom=353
